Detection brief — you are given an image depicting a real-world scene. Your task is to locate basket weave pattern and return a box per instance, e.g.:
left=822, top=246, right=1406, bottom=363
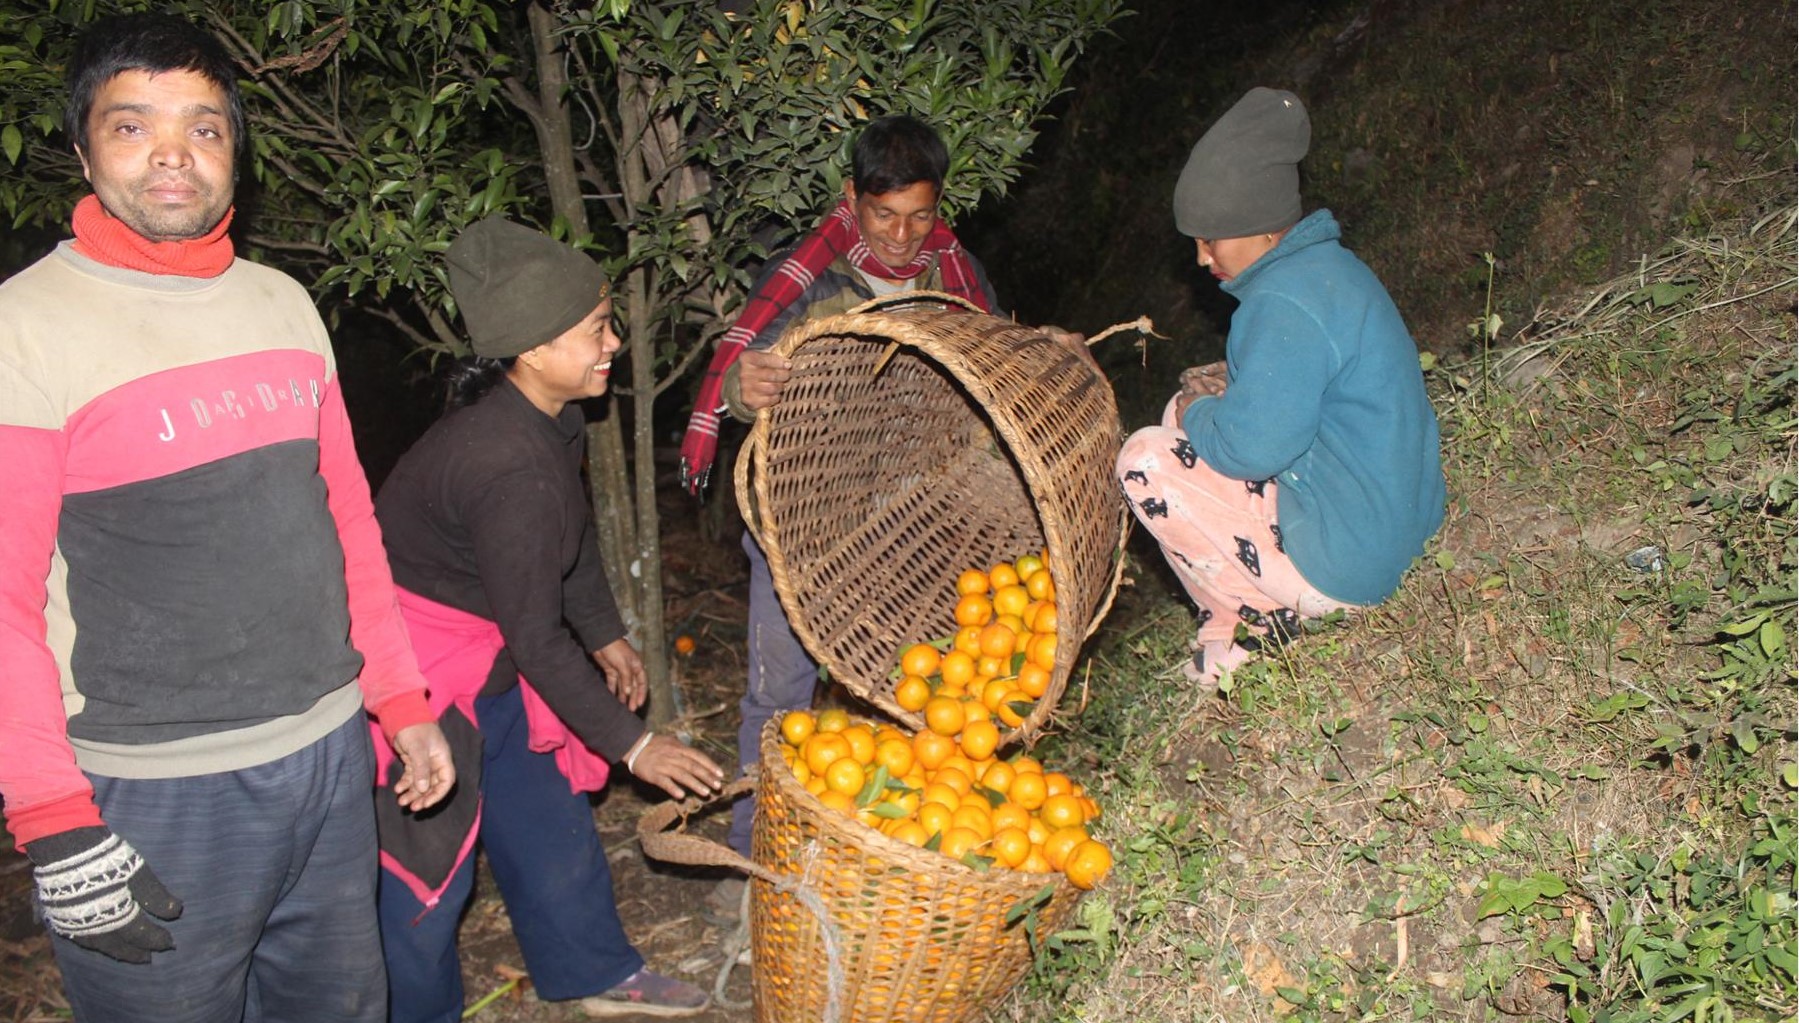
left=738, top=301, right=1128, bottom=739
left=749, top=721, right=1082, bottom=1023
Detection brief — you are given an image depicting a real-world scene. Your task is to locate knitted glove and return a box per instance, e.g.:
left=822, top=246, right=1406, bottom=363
left=27, top=826, right=183, bottom=964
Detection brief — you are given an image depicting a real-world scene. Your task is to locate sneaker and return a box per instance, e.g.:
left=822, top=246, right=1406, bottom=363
left=702, top=876, right=747, bottom=928
left=578, top=968, right=710, bottom=1018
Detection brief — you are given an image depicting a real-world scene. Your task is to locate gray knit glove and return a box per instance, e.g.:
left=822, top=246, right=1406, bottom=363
left=28, top=826, right=183, bottom=963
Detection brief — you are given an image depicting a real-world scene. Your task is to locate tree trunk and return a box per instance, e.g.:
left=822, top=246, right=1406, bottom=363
left=526, top=1, right=673, bottom=722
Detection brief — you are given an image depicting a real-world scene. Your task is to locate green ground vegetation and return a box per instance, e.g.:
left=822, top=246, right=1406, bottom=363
left=995, top=1, right=1797, bottom=1020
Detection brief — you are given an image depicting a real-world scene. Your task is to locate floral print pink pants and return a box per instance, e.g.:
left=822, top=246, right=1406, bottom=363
left=1116, top=396, right=1356, bottom=681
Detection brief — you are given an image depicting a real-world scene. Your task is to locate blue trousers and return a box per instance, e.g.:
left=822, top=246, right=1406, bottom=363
left=378, top=684, right=643, bottom=1023
left=729, top=530, right=820, bottom=855
left=50, top=710, right=385, bottom=1023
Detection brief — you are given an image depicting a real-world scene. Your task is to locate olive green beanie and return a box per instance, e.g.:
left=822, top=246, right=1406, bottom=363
left=445, top=216, right=610, bottom=359
left=1173, top=87, right=1311, bottom=240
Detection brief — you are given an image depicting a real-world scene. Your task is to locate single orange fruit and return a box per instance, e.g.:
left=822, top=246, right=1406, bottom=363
left=1026, top=633, right=1057, bottom=670
left=840, top=725, right=877, bottom=765
left=981, top=678, right=1018, bottom=713
left=889, top=820, right=930, bottom=847
left=815, top=708, right=851, bottom=734
left=981, top=760, right=1017, bottom=795
left=895, top=674, right=932, bottom=713
left=1025, top=570, right=1055, bottom=602
left=921, top=780, right=961, bottom=810
left=960, top=697, right=993, bottom=724
left=779, top=710, right=816, bottom=747
left=1019, top=847, right=1054, bottom=874
left=950, top=805, right=993, bottom=841
left=899, top=643, right=941, bottom=679
left=788, top=758, right=810, bottom=785
left=912, top=729, right=956, bottom=772
left=1043, top=771, right=1074, bottom=797
left=1064, top=840, right=1113, bottom=890
left=1008, top=770, right=1047, bottom=811
left=924, top=695, right=966, bottom=737
left=804, top=775, right=829, bottom=797
left=955, top=568, right=991, bottom=596
left=975, top=655, right=1007, bottom=680
left=1012, top=754, right=1044, bottom=775
left=938, top=650, right=976, bottom=689
left=1016, top=662, right=1051, bottom=699
left=953, top=593, right=994, bottom=628
left=916, top=801, right=953, bottom=837
left=1038, top=793, right=1086, bottom=830
left=803, top=733, right=851, bottom=776
left=1042, top=826, right=1089, bottom=871
left=874, top=737, right=916, bottom=777
left=937, top=752, right=977, bottom=781
left=990, top=801, right=1031, bottom=834
left=817, top=789, right=857, bottom=815
left=674, top=634, right=697, bottom=656
left=977, top=622, right=1017, bottom=660
left=992, top=584, right=1030, bottom=619
left=996, top=697, right=1030, bottom=729
left=959, top=718, right=1000, bottom=761
left=824, top=757, right=867, bottom=797
left=953, top=625, right=984, bottom=657
left=939, top=827, right=981, bottom=861
left=988, top=562, right=1020, bottom=589
left=990, top=827, right=1032, bottom=869
left=934, top=766, right=973, bottom=797
left=1032, top=601, right=1059, bottom=634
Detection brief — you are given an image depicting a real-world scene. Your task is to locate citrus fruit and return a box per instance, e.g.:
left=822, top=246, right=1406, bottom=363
left=1032, top=601, right=1059, bottom=634
left=990, top=827, right=1032, bottom=869
left=1043, top=771, right=1074, bottom=797
left=817, top=789, right=857, bottom=815
left=894, top=674, right=932, bottom=712
left=955, top=568, right=990, bottom=596
left=1014, top=553, right=1045, bottom=581
left=912, top=729, right=956, bottom=771
left=1025, top=570, right=1055, bottom=602
left=992, top=584, right=1030, bottom=619
left=953, top=593, right=994, bottom=628
left=674, top=634, right=696, bottom=656
left=779, top=710, right=816, bottom=747
left=815, top=708, right=851, bottom=733
left=959, top=718, right=1000, bottom=761
left=950, top=805, right=992, bottom=840
left=938, top=650, right=976, bottom=689
left=990, top=801, right=1031, bottom=834
left=840, top=725, right=876, bottom=764
left=890, top=820, right=929, bottom=847
left=874, top=737, right=915, bottom=777
left=824, top=757, right=866, bottom=797
left=899, top=643, right=941, bottom=679
left=1064, top=840, right=1113, bottom=890
left=802, top=733, right=851, bottom=775
left=939, top=827, right=981, bottom=860
left=1008, top=770, right=1047, bottom=810
left=977, top=622, right=1016, bottom=659
left=953, top=625, right=984, bottom=657
left=1038, top=793, right=1086, bottom=830
left=1015, top=662, right=1051, bottom=699
left=988, top=562, right=1020, bottom=589
left=1026, top=633, right=1056, bottom=670
left=980, top=760, right=1017, bottom=795
left=916, top=801, right=952, bottom=837
left=923, top=695, right=966, bottom=737
left=1042, top=826, right=1089, bottom=871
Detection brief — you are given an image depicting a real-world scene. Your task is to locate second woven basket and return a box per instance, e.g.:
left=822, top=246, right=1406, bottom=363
left=736, top=295, right=1128, bottom=742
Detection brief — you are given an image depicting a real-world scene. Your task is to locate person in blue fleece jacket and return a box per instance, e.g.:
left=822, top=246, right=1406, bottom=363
left=1117, top=86, right=1446, bottom=684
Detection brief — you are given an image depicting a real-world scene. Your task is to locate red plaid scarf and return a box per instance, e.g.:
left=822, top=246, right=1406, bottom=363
left=678, top=199, right=990, bottom=494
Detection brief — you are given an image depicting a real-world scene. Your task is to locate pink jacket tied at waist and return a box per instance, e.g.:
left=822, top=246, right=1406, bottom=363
left=372, top=587, right=611, bottom=795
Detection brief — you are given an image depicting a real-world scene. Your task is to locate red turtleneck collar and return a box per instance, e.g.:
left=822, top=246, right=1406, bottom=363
left=70, top=194, right=236, bottom=278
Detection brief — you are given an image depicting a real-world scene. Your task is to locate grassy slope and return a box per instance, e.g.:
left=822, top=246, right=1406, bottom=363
left=990, top=1, right=1797, bottom=1020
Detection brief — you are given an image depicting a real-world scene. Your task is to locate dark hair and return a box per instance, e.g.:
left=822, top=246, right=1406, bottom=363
left=67, top=13, right=246, bottom=155
left=851, top=115, right=948, bottom=197
left=445, top=356, right=513, bottom=409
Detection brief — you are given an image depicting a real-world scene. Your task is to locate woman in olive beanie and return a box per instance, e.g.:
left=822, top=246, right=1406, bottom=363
left=371, top=216, right=723, bottom=1020
left=1118, top=88, right=1447, bottom=684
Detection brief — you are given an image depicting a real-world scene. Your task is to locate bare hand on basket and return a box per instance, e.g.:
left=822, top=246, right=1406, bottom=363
left=1038, top=324, right=1101, bottom=373
left=629, top=734, right=727, bottom=800
left=739, top=349, right=793, bottom=412
left=1174, top=361, right=1228, bottom=418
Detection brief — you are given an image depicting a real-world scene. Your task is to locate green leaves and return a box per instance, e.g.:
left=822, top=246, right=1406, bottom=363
left=1477, top=869, right=1567, bottom=918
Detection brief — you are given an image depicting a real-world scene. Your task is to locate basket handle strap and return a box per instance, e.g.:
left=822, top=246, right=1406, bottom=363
left=846, top=289, right=985, bottom=317
left=636, top=777, right=783, bottom=884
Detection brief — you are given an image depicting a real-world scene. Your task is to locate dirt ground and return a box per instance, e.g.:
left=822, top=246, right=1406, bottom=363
left=0, top=483, right=767, bottom=1023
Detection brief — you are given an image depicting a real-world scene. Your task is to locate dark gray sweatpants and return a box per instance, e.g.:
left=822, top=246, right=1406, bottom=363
left=49, top=711, right=385, bottom=1023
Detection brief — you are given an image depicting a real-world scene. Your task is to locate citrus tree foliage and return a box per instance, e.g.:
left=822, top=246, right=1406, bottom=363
left=0, top=0, right=1122, bottom=714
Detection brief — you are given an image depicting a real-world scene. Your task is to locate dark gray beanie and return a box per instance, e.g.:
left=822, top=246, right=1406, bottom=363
left=1173, top=87, right=1311, bottom=239
left=445, top=216, right=610, bottom=359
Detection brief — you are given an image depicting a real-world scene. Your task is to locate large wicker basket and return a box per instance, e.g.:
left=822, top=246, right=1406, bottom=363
left=736, top=294, right=1129, bottom=741
left=637, top=720, right=1088, bottom=1023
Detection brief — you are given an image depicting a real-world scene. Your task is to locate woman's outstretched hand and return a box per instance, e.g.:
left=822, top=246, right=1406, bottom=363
left=628, top=734, right=727, bottom=800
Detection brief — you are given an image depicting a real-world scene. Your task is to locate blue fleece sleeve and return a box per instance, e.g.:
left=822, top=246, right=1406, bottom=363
left=1181, top=292, right=1340, bottom=481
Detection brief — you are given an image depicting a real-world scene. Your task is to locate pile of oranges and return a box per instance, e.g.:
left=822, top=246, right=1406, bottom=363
left=774, top=707, right=1112, bottom=889
left=893, top=552, right=1059, bottom=730
left=771, top=554, right=1111, bottom=892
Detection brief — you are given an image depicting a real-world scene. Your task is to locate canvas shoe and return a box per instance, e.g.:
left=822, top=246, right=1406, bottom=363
left=577, top=968, right=709, bottom=1018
